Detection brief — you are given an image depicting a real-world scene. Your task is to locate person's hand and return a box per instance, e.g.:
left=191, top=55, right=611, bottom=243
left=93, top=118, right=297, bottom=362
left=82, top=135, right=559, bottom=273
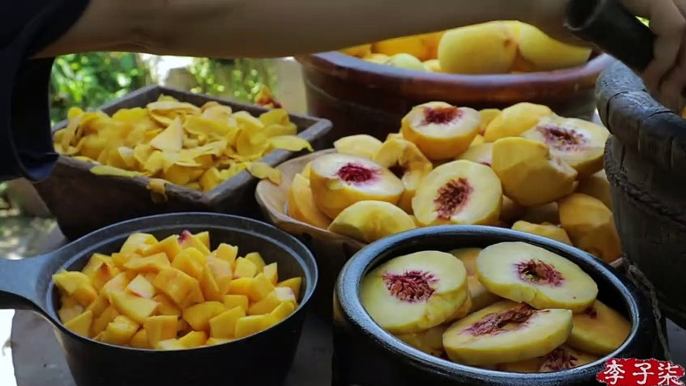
left=620, top=0, right=686, bottom=112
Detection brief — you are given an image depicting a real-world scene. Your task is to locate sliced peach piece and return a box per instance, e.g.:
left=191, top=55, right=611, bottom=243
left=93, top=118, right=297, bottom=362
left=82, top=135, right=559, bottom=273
left=456, top=143, right=492, bottom=167
left=327, top=201, right=416, bottom=244
left=178, top=230, right=211, bottom=256
left=120, top=233, right=158, bottom=254
left=476, top=242, right=598, bottom=312
left=99, top=315, right=140, bottom=346
left=360, top=251, right=468, bottom=334
left=334, top=134, right=384, bottom=159
left=245, top=252, right=266, bottom=274
left=130, top=330, right=150, bottom=349
left=450, top=248, right=500, bottom=312
left=109, top=291, right=159, bottom=324
left=400, top=102, right=481, bottom=160
left=577, top=170, right=612, bottom=210
left=521, top=116, right=609, bottom=177
left=142, top=235, right=182, bottom=262
left=210, top=307, right=246, bottom=339
left=215, top=243, right=238, bottom=265
left=183, top=301, right=226, bottom=331
left=59, top=304, right=85, bottom=324
left=498, top=345, right=598, bottom=373
left=567, top=300, right=631, bottom=356
left=483, top=103, right=552, bottom=142
left=178, top=331, right=208, bottom=348
left=373, top=138, right=433, bottom=213
left=559, top=194, right=622, bottom=263
left=288, top=173, right=332, bottom=229
left=492, top=137, right=577, bottom=206
left=511, top=221, right=572, bottom=245
left=81, top=254, right=119, bottom=290
left=277, top=277, right=302, bottom=300
left=310, top=153, right=404, bottom=219
left=263, top=263, right=278, bottom=285
left=64, top=310, right=93, bottom=337
left=224, top=295, right=249, bottom=312
left=443, top=300, right=573, bottom=365
left=144, top=315, right=178, bottom=347
left=126, top=275, right=157, bottom=299
left=395, top=323, right=449, bottom=357
left=412, top=160, right=502, bottom=226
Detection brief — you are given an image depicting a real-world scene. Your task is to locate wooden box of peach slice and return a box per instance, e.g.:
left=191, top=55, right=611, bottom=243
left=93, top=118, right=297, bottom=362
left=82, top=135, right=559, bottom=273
left=256, top=101, right=624, bottom=307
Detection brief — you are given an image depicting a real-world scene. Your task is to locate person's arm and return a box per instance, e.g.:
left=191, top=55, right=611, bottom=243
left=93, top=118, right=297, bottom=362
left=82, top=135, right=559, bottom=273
left=37, top=0, right=568, bottom=59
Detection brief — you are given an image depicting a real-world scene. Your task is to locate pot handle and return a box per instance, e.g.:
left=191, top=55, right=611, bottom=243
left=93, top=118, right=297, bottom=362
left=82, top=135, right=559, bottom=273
left=565, top=0, right=654, bottom=72
left=0, top=253, right=53, bottom=311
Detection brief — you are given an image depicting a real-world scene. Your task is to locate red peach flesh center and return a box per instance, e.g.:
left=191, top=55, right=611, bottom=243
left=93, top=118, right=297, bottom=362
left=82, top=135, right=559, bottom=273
left=583, top=306, right=598, bottom=319
left=382, top=270, right=437, bottom=303
left=541, top=348, right=579, bottom=371
left=516, top=259, right=564, bottom=286
left=422, top=107, right=462, bottom=125
left=336, top=163, right=378, bottom=184
left=537, top=125, right=588, bottom=151
left=465, top=305, right=537, bottom=336
left=434, top=178, right=473, bottom=219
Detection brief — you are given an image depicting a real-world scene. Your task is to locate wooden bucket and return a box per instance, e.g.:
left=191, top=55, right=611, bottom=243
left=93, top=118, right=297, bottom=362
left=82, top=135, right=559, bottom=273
left=297, top=52, right=615, bottom=140
left=597, top=61, right=686, bottom=329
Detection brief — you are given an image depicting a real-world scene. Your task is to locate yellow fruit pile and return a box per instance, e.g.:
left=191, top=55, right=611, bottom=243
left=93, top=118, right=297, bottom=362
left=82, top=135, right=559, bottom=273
left=359, top=243, right=631, bottom=371
left=53, top=231, right=302, bottom=350
left=287, top=101, right=621, bottom=264
left=339, top=21, right=592, bottom=74
left=54, top=92, right=312, bottom=192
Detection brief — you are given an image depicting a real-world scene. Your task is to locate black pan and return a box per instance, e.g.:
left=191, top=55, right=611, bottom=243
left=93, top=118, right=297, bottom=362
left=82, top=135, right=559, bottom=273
left=333, top=225, right=663, bottom=386
left=0, top=213, right=318, bottom=386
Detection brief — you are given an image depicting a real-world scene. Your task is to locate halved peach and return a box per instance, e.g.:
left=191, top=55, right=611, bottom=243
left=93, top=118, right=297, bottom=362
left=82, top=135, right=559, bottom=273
left=327, top=200, right=416, bottom=243
left=511, top=221, right=572, bottom=245
left=567, top=300, right=631, bottom=355
left=309, top=153, right=404, bottom=219
left=559, top=194, right=621, bottom=263
left=401, top=102, right=481, bottom=160
left=360, top=251, right=468, bottom=334
left=443, top=300, right=573, bottom=365
left=483, top=103, right=553, bottom=142
left=334, top=134, right=384, bottom=160
left=457, top=143, right=493, bottom=166
left=287, top=173, right=331, bottom=229
left=476, top=242, right=598, bottom=312
left=521, top=116, right=609, bottom=177
left=412, top=160, right=502, bottom=226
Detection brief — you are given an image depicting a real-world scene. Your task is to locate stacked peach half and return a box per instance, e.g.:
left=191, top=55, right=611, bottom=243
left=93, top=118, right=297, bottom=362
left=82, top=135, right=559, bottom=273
left=53, top=231, right=302, bottom=349
left=360, top=242, right=631, bottom=372
left=286, top=101, right=621, bottom=264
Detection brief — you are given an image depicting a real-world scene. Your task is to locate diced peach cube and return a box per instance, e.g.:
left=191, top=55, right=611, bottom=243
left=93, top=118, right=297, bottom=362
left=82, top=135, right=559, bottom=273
left=120, top=233, right=158, bottom=254
left=248, top=273, right=275, bottom=302
left=100, top=315, right=140, bottom=345
left=235, top=315, right=269, bottom=339
left=247, top=292, right=280, bottom=315
left=53, top=271, right=91, bottom=295
left=277, top=277, right=302, bottom=300
left=81, top=254, right=119, bottom=290
left=72, top=282, right=99, bottom=307
left=129, top=329, right=152, bottom=350
left=153, top=267, right=201, bottom=307
left=171, top=248, right=206, bottom=280
left=270, top=301, right=296, bottom=323
left=156, top=339, right=185, bottom=350
left=92, top=306, right=120, bottom=336
left=101, top=272, right=133, bottom=300
left=227, top=278, right=253, bottom=297
left=223, top=295, right=249, bottom=312
left=209, top=307, right=245, bottom=339
left=58, top=304, right=85, bottom=324
left=124, top=252, right=170, bottom=272
left=144, top=315, right=178, bottom=347
left=111, top=252, right=135, bottom=270
left=177, top=319, right=191, bottom=334
left=142, top=235, right=181, bottom=261
left=194, top=231, right=211, bottom=250
left=153, top=294, right=181, bottom=316
left=64, top=310, right=93, bottom=337
left=215, top=243, right=238, bottom=265
left=126, top=275, right=157, bottom=299
left=178, top=331, right=208, bottom=348
left=233, top=258, right=257, bottom=278
left=178, top=286, right=205, bottom=309
left=206, top=256, right=233, bottom=294
left=130, top=329, right=151, bottom=349
left=263, top=263, right=278, bottom=286
left=178, top=231, right=211, bottom=256
left=275, top=287, right=297, bottom=305
left=206, top=337, right=233, bottom=346
left=182, top=301, right=226, bottom=331
left=244, top=252, right=266, bottom=273
left=200, top=265, right=222, bottom=301
left=60, top=295, right=79, bottom=308
left=109, top=291, right=159, bottom=324
left=85, top=295, right=109, bottom=317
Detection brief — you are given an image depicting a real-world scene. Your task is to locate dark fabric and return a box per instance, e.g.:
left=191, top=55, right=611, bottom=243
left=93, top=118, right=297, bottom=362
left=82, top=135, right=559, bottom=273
left=0, top=0, right=90, bottom=181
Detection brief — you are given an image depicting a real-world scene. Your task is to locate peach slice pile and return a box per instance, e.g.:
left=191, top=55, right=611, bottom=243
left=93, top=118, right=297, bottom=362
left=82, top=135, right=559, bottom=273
left=337, top=21, right=592, bottom=74
left=53, top=89, right=310, bottom=193
left=286, top=100, right=622, bottom=265
left=53, top=231, right=303, bottom=350
left=359, top=242, right=631, bottom=373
